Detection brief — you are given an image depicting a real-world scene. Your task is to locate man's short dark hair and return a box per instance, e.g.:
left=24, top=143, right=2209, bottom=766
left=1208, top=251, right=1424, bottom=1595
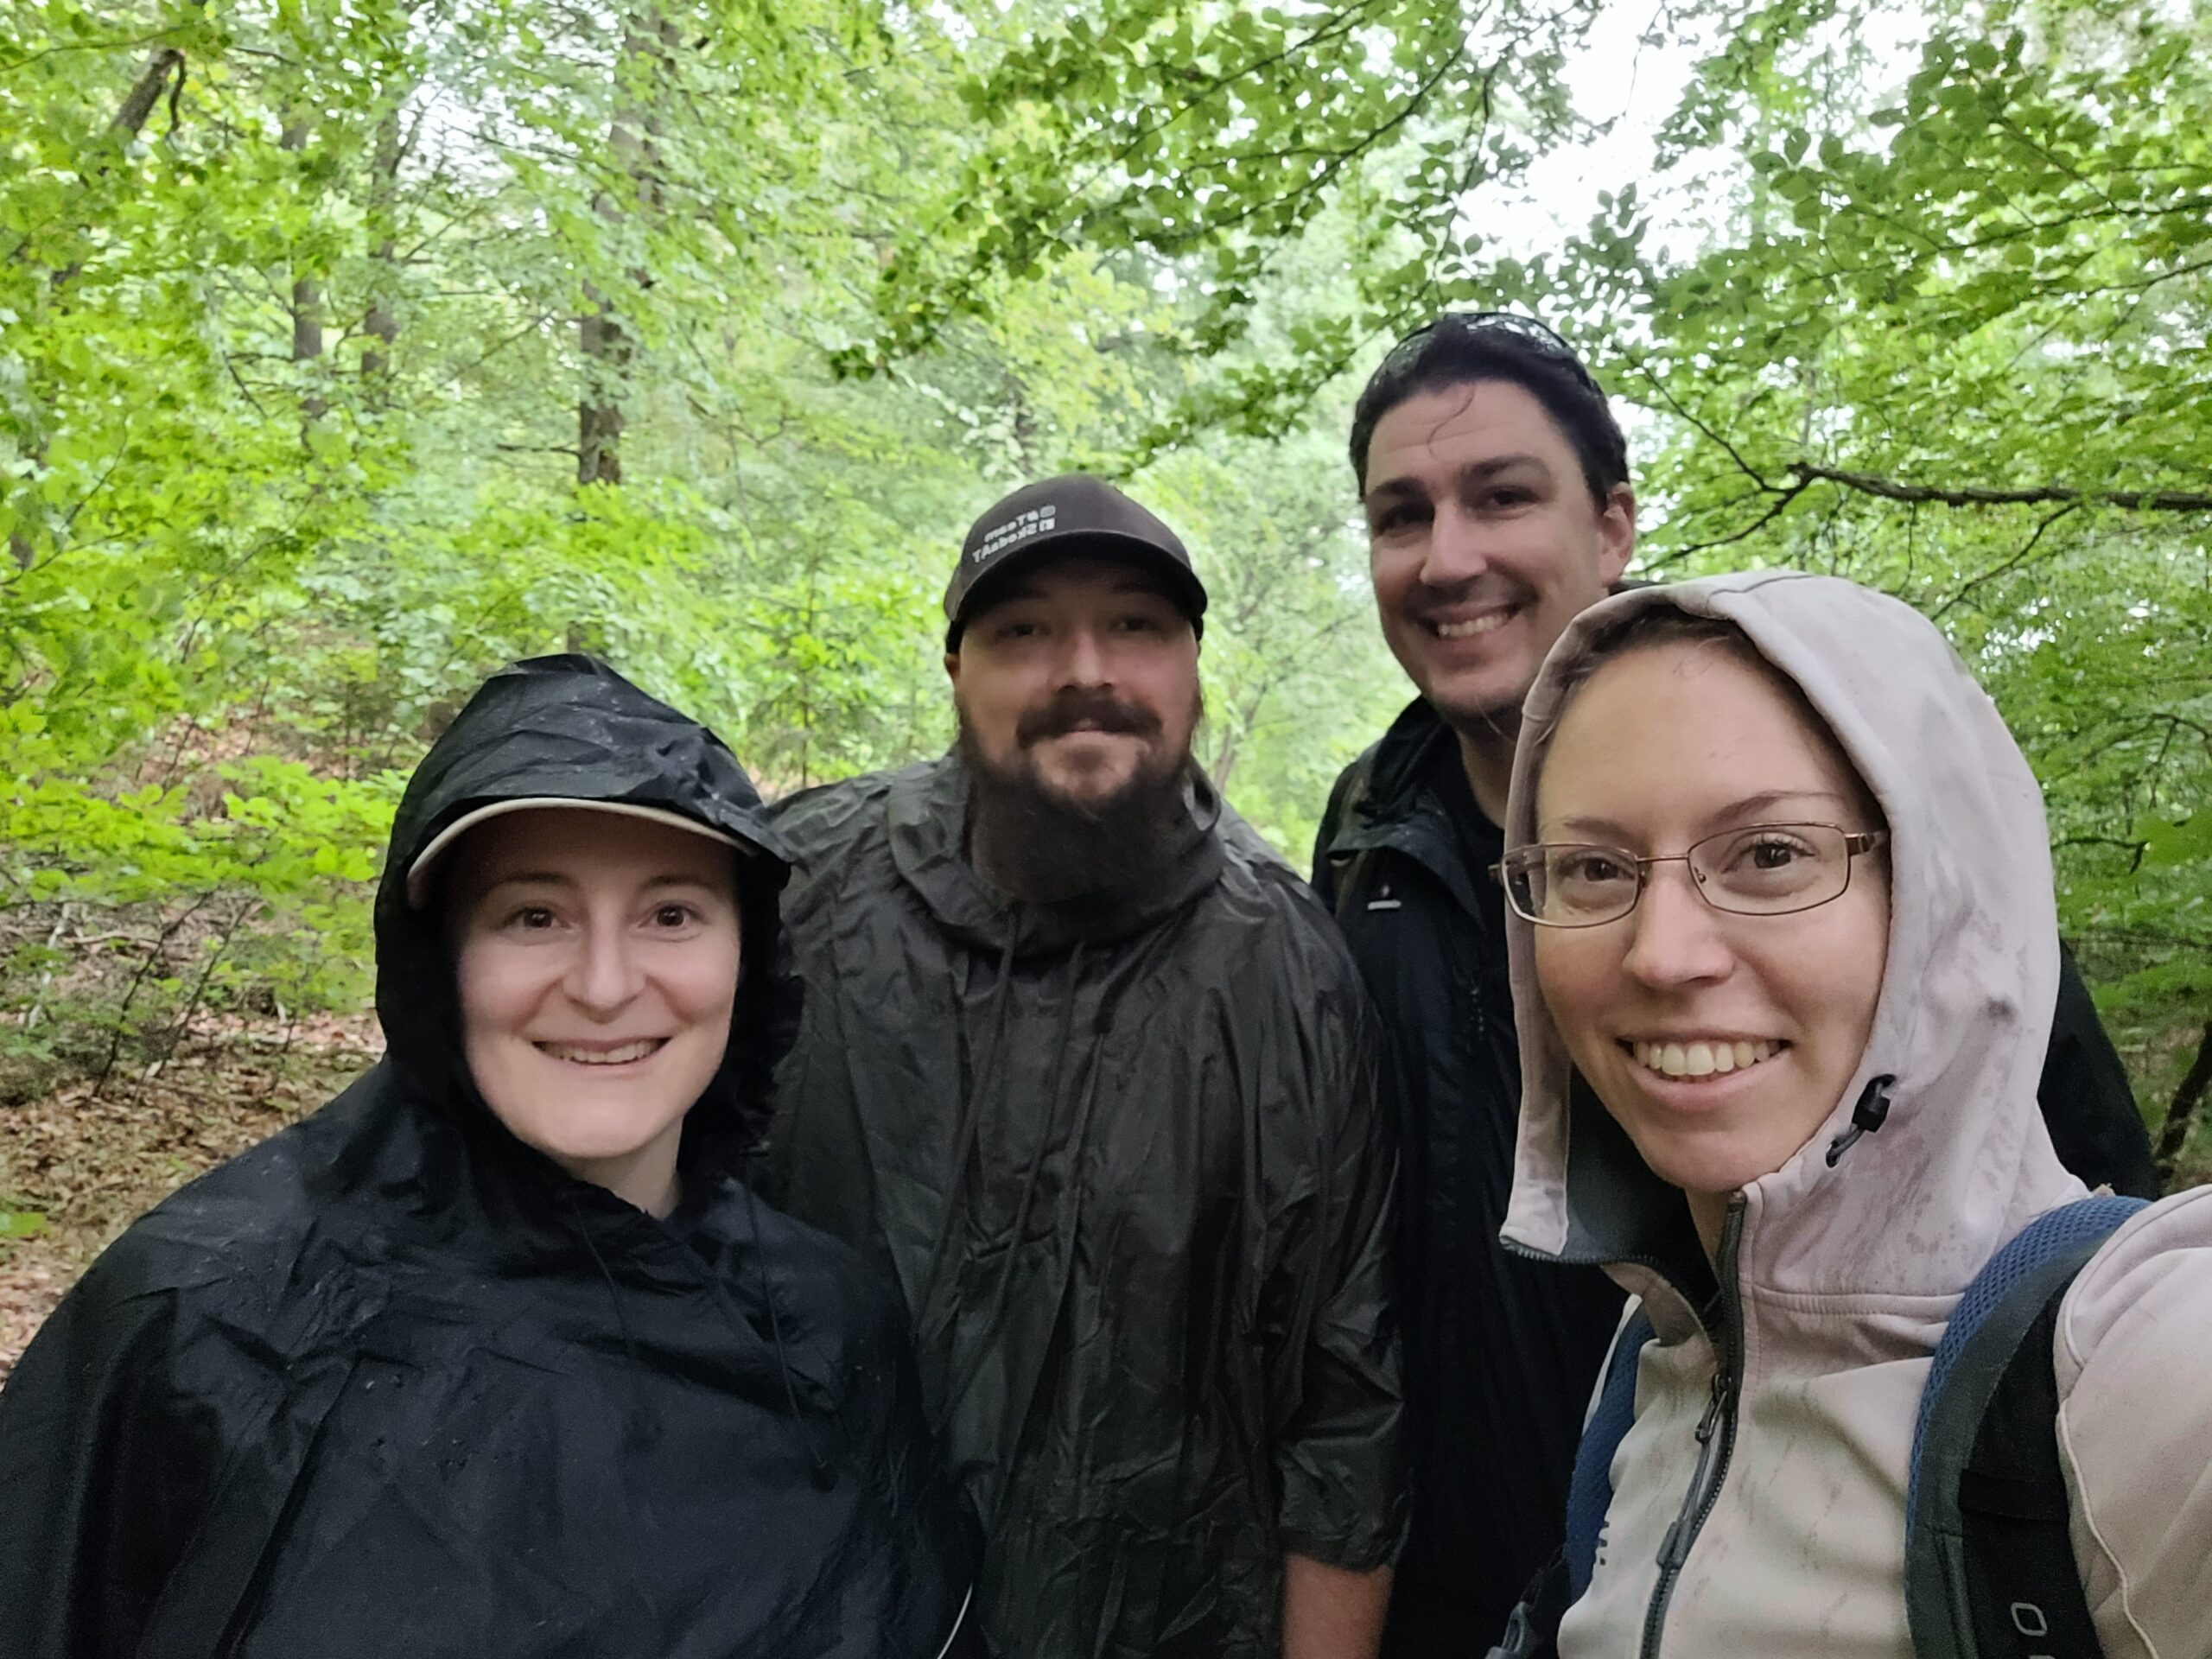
left=1348, top=312, right=1629, bottom=507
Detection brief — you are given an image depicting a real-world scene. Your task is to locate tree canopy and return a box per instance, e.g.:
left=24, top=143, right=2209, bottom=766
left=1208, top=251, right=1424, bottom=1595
left=2, top=0, right=2206, bottom=1170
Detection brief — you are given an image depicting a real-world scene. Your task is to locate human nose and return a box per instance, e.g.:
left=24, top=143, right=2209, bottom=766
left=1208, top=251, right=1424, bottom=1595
left=1618, top=861, right=1733, bottom=988
left=1056, top=623, right=1112, bottom=689
left=563, top=918, right=645, bottom=1014
left=1419, top=499, right=1491, bottom=588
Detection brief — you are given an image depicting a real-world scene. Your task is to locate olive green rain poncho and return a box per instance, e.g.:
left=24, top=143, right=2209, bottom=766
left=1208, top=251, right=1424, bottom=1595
left=763, top=754, right=1408, bottom=1659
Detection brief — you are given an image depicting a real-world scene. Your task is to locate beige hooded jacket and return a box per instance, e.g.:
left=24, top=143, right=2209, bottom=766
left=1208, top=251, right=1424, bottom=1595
left=1498, top=572, right=2212, bottom=1659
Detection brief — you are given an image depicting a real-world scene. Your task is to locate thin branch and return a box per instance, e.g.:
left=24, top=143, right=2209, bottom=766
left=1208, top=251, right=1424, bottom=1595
left=1792, top=462, right=2212, bottom=514
left=1666, top=477, right=1813, bottom=559
left=0, top=28, right=192, bottom=74
left=1929, top=500, right=2082, bottom=621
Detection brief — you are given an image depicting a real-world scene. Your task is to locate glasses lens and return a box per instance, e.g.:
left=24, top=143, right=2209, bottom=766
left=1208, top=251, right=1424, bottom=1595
left=1688, top=824, right=1851, bottom=914
left=1529, top=844, right=1640, bottom=925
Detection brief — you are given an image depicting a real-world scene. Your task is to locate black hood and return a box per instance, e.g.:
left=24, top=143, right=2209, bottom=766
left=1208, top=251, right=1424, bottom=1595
left=373, top=653, right=799, bottom=1170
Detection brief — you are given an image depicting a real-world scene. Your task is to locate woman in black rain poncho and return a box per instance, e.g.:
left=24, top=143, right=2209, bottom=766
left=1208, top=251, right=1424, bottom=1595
left=0, top=655, right=976, bottom=1659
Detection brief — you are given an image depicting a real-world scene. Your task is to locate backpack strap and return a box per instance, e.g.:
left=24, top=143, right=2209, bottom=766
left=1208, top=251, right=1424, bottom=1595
left=1905, top=1194, right=2148, bottom=1659
left=1565, top=1307, right=1653, bottom=1599
left=1484, top=1307, right=1651, bottom=1659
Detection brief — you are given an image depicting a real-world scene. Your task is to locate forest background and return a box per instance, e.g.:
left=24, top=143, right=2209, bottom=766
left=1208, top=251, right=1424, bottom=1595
left=2, top=0, right=2208, bottom=1355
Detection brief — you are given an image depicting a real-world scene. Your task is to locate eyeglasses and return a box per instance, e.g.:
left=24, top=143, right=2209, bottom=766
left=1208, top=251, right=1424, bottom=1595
left=1493, top=823, right=1889, bottom=928
left=1377, top=311, right=1603, bottom=394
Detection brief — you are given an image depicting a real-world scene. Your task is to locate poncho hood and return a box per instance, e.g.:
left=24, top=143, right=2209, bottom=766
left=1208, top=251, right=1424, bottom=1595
left=1500, top=573, right=2085, bottom=1319
left=0, top=654, right=978, bottom=1659
left=374, top=652, right=796, bottom=1171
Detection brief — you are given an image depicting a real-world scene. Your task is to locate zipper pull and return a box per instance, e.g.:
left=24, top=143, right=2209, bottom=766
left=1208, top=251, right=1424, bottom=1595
left=1693, top=1369, right=1726, bottom=1444
left=1825, top=1074, right=1896, bottom=1166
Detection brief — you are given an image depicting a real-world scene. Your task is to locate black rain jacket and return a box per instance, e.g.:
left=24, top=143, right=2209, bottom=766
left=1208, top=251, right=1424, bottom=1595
left=760, top=755, right=1407, bottom=1659
left=0, top=655, right=976, bottom=1659
left=1313, top=696, right=2161, bottom=1656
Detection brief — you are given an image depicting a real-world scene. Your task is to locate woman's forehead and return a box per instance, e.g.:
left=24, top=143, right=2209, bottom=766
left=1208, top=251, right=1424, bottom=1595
left=1539, top=641, right=1872, bottom=827
left=450, top=808, right=739, bottom=896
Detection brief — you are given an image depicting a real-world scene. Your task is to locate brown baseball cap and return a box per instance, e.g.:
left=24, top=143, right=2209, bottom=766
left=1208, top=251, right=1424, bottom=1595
left=944, top=474, right=1208, bottom=647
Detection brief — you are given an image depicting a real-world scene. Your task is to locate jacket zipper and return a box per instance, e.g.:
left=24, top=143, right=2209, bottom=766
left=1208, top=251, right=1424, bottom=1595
left=1637, top=1197, right=1747, bottom=1659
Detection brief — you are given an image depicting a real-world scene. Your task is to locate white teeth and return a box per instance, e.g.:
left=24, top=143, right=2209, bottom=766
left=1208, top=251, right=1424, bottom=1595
left=539, top=1039, right=662, bottom=1066
left=1433, top=611, right=1511, bottom=640
left=1633, top=1039, right=1777, bottom=1078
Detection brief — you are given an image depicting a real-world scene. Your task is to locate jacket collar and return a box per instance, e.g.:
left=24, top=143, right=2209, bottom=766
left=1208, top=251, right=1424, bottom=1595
left=885, top=753, right=1229, bottom=958
left=1328, top=698, right=1490, bottom=918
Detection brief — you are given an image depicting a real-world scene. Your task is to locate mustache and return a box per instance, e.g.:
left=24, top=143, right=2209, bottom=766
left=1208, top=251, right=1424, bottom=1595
left=1016, top=690, right=1162, bottom=746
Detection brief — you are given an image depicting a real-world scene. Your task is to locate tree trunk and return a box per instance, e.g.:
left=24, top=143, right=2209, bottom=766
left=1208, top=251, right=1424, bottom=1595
left=12, top=33, right=194, bottom=569
left=110, top=47, right=186, bottom=143
left=578, top=297, right=629, bottom=486
left=575, top=13, right=673, bottom=487
left=362, top=104, right=403, bottom=390
left=2152, top=1018, right=2212, bottom=1188
left=281, top=114, right=326, bottom=426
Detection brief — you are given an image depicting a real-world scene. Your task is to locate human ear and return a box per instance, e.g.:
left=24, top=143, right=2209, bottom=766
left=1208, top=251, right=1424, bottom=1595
left=1599, top=483, right=1636, bottom=583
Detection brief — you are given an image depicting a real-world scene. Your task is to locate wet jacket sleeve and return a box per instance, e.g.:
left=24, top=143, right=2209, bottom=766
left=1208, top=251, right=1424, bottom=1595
left=2037, top=946, right=2160, bottom=1198
left=1266, top=977, right=1408, bottom=1572
left=0, top=1254, right=223, bottom=1659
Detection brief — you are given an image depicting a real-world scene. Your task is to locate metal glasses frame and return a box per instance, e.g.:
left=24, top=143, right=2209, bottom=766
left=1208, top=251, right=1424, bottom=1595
left=1491, top=824, right=1891, bottom=928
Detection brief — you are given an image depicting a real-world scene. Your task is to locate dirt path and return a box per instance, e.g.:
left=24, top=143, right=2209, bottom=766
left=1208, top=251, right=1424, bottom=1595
left=0, top=1015, right=380, bottom=1382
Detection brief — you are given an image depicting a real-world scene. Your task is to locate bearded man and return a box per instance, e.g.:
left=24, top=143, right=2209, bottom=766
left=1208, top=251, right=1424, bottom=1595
left=761, top=475, right=1407, bottom=1659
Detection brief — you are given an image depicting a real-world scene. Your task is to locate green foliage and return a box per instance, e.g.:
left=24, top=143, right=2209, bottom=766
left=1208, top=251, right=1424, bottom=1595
left=0, top=0, right=1401, bottom=1080
left=3, top=0, right=2202, bottom=1141
left=837, top=0, right=2209, bottom=1125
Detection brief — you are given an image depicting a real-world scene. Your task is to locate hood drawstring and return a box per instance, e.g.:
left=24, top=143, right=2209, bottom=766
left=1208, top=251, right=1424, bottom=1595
left=563, top=1190, right=643, bottom=1364
left=1826, top=1075, right=1897, bottom=1166
left=738, top=1179, right=837, bottom=1491
left=562, top=1188, right=657, bottom=1447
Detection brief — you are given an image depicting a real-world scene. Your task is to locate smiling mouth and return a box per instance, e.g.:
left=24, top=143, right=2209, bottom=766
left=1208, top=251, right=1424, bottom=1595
left=1426, top=607, right=1516, bottom=641
left=535, top=1039, right=667, bottom=1066
left=1621, top=1038, right=1787, bottom=1079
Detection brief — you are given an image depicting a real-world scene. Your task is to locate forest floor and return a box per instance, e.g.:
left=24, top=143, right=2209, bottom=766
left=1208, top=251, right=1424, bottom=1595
left=0, top=1013, right=381, bottom=1382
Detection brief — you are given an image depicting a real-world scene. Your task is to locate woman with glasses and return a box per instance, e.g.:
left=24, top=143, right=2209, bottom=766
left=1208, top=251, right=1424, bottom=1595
left=1491, top=573, right=2210, bottom=1658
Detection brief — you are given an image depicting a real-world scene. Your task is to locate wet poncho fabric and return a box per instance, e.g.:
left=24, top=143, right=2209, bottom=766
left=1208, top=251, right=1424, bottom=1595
left=0, top=655, right=976, bottom=1659
left=761, top=754, right=1407, bottom=1659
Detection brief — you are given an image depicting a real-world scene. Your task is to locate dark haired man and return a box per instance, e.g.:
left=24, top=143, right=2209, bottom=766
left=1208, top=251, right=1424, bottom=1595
left=766, top=475, right=1406, bottom=1659
left=1313, top=312, right=2160, bottom=1655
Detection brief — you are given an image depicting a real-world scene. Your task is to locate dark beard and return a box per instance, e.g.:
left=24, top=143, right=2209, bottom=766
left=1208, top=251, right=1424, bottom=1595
left=957, top=694, right=1198, bottom=904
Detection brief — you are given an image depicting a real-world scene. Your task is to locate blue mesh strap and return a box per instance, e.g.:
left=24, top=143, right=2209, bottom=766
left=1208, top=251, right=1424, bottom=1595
left=1565, top=1308, right=1652, bottom=1599
left=1904, top=1194, right=2147, bottom=1659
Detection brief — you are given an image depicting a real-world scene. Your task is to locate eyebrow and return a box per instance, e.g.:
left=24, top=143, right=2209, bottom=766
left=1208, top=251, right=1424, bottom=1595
left=480, top=872, right=721, bottom=897
left=1552, top=790, right=1860, bottom=841
left=1363, top=453, right=1554, bottom=511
